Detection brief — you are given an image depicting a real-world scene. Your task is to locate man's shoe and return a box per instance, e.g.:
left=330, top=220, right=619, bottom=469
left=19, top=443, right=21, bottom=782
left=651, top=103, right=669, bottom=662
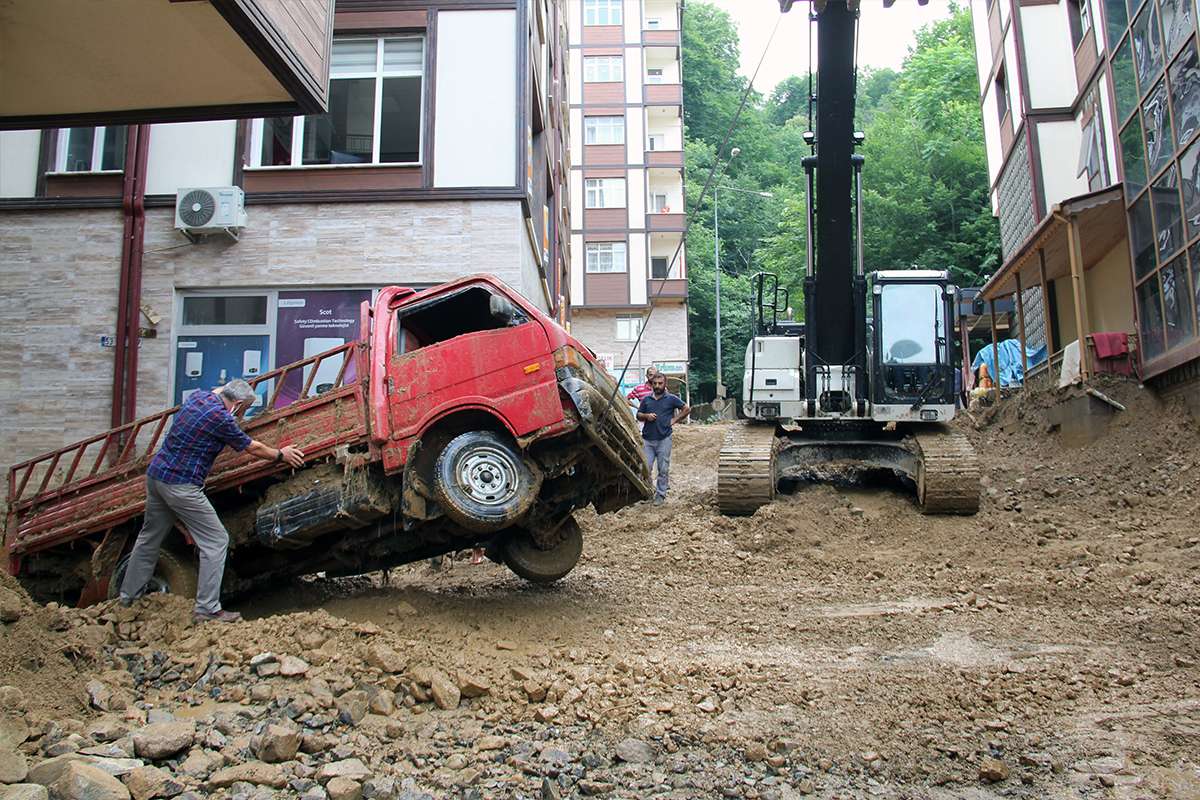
left=192, top=609, right=242, bottom=624
left=653, top=496, right=665, bottom=506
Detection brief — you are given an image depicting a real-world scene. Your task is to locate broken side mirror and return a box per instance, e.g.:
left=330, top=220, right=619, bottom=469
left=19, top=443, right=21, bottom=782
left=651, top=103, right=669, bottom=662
left=490, top=294, right=517, bottom=325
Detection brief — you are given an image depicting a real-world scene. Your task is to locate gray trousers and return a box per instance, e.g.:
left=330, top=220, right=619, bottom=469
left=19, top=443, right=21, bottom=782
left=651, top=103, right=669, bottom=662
left=642, top=436, right=672, bottom=500
left=120, top=478, right=229, bottom=614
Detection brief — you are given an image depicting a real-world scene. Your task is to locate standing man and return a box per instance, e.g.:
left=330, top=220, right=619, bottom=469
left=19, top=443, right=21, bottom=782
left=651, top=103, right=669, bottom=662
left=626, top=366, right=659, bottom=408
left=636, top=373, right=691, bottom=505
left=120, top=380, right=305, bottom=623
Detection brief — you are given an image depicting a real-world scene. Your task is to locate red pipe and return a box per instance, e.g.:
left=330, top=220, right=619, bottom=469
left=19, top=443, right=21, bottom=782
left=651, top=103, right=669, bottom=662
left=111, top=125, right=152, bottom=431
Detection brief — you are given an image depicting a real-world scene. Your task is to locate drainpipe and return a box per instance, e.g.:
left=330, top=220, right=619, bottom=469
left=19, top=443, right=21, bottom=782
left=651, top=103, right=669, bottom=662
left=111, top=124, right=152, bottom=431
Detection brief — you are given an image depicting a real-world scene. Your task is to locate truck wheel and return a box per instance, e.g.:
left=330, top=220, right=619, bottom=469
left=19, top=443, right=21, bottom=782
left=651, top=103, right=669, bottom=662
left=501, top=517, right=583, bottom=584
left=433, top=431, right=540, bottom=533
left=107, top=550, right=199, bottom=600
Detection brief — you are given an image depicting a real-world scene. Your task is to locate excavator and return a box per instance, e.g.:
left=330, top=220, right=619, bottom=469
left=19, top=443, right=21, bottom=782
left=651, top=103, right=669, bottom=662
left=717, top=0, right=980, bottom=516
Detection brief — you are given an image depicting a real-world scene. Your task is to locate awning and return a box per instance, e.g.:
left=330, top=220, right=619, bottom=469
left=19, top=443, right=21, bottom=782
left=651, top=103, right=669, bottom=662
left=0, top=0, right=333, bottom=129
left=980, top=185, right=1126, bottom=301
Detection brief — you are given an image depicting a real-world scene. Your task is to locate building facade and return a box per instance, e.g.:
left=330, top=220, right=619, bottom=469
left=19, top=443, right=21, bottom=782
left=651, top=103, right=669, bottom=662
left=565, top=0, right=690, bottom=398
left=0, top=0, right=571, bottom=472
left=970, top=0, right=1200, bottom=398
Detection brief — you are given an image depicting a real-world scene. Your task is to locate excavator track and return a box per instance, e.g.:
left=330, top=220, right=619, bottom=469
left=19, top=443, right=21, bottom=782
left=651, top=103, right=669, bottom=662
left=912, top=425, right=981, bottom=515
left=717, top=423, right=779, bottom=515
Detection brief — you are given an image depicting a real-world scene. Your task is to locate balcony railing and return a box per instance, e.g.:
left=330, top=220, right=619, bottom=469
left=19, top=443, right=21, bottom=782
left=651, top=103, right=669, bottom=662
left=647, top=212, right=686, bottom=231
left=645, top=149, right=684, bottom=168
left=644, top=83, right=683, bottom=105
left=648, top=278, right=688, bottom=299
left=643, top=29, right=681, bottom=46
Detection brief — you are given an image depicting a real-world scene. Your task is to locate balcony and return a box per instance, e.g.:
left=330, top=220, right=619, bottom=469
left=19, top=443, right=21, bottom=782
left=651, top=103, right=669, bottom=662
left=644, top=83, right=683, bottom=106
left=645, top=149, right=684, bottom=168
left=643, top=29, right=681, bottom=46
left=1, top=0, right=334, bottom=129
left=648, top=278, right=688, bottom=299
left=647, top=212, right=686, bottom=231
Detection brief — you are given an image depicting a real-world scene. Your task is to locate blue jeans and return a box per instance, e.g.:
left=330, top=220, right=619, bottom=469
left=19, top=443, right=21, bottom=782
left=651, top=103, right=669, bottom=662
left=642, top=436, right=672, bottom=500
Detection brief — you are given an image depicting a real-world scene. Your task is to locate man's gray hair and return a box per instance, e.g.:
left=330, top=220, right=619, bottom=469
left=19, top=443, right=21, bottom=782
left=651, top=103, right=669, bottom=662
left=645, top=366, right=659, bottom=378
left=219, top=379, right=257, bottom=405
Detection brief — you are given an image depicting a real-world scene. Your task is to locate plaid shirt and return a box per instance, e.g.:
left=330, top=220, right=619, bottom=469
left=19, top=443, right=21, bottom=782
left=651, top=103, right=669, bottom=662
left=626, top=382, right=654, bottom=403
left=147, top=391, right=252, bottom=486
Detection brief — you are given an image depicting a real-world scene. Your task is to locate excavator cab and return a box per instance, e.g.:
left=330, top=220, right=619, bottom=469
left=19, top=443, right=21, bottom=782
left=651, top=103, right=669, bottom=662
left=869, top=270, right=959, bottom=423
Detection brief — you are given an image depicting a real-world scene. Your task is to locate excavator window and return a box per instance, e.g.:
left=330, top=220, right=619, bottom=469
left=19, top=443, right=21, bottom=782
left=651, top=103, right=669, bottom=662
left=879, top=283, right=946, bottom=365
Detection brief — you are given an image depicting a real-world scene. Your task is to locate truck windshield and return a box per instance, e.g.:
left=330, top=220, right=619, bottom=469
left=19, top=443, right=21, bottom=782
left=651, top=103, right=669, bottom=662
left=880, top=283, right=945, bottom=365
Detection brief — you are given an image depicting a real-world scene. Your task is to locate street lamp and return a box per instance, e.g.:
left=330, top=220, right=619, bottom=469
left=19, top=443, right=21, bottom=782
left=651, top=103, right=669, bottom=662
left=713, top=168, right=773, bottom=408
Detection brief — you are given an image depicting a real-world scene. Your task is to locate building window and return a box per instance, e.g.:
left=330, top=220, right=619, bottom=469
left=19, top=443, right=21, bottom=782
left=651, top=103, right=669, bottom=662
left=648, top=133, right=665, bottom=151
left=994, top=67, right=1009, bottom=124
left=584, top=56, right=623, bottom=83
left=646, top=67, right=665, bottom=84
left=585, top=115, right=625, bottom=145
left=250, top=37, right=424, bottom=168
left=585, top=178, right=626, bottom=208
left=651, top=256, right=670, bottom=278
left=54, top=126, right=127, bottom=172
left=583, top=0, right=622, bottom=26
left=615, top=315, right=643, bottom=341
left=585, top=241, right=627, bottom=273
left=650, top=192, right=670, bottom=212
left=646, top=17, right=662, bottom=29
left=1067, top=0, right=1091, bottom=50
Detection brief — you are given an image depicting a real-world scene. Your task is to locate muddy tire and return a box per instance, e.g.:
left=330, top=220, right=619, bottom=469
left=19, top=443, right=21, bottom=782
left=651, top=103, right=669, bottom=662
left=433, top=431, right=540, bottom=533
left=501, top=517, right=583, bottom=584
left=107, top=549, right=199, bottom=600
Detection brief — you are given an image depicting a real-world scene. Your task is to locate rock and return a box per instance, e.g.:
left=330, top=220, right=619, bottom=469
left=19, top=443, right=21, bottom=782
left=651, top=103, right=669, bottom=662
left=444, top=754, right=468, bottom=771
left=0, top=591, right=22, bottom=623
left=176, top=751, right=221, bottom=779
left=457, top=674, right=491, bottom=699
left=364, top=645, right=405, bottom=674
left=336, top=692, right=369, bottom=726
left=979, top=757, right=1010, bottom=783
left=74, top=758, right=142, bottom=779
left=85, top=682, right=124, bottom=713
left=0, top=751, right=29, bottom=784
left=278, top=656, right=310, bottom=677
left=614, top=738, right=654, bottom=764
left=578, top=780, right=614, bottom=796
left=534, top=706, right=559, bottom=723
left=0, top=690, right=23, bottom=712
left=360, top=776, right=397, bottom=799
left=744, top=742, right=769, bottom=762
left=0, top=718, right=30, bottom=752
left=429, top=673, right=460, bottom=710
left=248, top=653, right=277, bottom=667
left=325, top=777, right=362, bottom=800
left=207, top=762, right=287, bottom=789
left=253, top=724, right=300, bottom=764
left=143, top=711, right=172, bottom=726
left=131, top=723, right=194, bottom=761
left=0, top=786, right=48, bottom=800
left=84, top=721, right=127, bottom=745
left=366, top=689, right=393, bottom=717
left=696, top=698, right=718, bottom=714
left=474, top=736, right=506, bottom=752
left=48, top=762, right=130, bottom=800
left=315, top=760, right=370, bottom=785
left=26, top=755, right=86, bottom=786
left=248, top=685, right=273, bottom=704
left=121, top=766, right=183, bottom=800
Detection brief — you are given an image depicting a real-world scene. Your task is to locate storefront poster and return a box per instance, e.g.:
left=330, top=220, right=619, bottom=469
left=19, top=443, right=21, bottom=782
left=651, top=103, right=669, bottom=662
left=273, top=289, right=372, bottom=408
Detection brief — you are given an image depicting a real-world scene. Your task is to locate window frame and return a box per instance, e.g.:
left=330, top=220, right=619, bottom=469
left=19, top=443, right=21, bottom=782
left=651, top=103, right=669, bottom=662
left=583, top=0, right=623, bottom=26
left=248, top=35, right=426, bottom=170
left=51, top=126, right=126, bottom=174
left=583, top=55, right=624, bottom=83
left=584, top=115, right=626, bottom=145
left=615, top=314, right=643, bottom=342
left=585, top=241, right=628, bottom=273
left=585, top=178, right=627, bottom=209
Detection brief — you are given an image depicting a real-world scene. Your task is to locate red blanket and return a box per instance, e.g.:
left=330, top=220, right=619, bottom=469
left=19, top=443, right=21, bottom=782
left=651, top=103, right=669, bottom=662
left=1092, top=332, right=1129, bottom=359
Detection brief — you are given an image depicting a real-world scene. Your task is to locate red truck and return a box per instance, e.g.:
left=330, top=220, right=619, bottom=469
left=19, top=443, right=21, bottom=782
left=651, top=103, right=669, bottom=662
left=5, top=275, right=651, bottom=604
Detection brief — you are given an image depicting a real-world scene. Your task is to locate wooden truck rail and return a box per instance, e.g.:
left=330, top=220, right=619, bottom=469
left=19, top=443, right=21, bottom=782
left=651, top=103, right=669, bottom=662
left=5, top=338, right=370, bottom=558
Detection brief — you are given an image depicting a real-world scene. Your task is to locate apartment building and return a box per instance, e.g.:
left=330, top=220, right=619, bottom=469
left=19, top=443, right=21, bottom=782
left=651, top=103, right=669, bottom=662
left=0, top=0, right=571, bottom=470
left=565, top=0, right=690, bottom=398
left=970, top=0, right=1200, bottom=401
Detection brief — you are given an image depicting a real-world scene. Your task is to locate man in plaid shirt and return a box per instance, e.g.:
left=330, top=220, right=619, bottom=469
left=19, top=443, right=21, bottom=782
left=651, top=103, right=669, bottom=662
left=119, top=380, right=304, bottom=623
left=626, top=366, right=660, bottom=406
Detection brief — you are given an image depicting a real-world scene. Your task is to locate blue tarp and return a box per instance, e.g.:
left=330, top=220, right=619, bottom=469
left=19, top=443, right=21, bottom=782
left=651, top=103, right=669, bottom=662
left=972, top=339, right=1048, bottom=387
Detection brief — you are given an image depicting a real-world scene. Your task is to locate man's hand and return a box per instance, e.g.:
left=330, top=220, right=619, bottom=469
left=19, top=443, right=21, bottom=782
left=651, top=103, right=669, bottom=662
left=279, top=445, right=305, bottom=468
left=639, top=412, right=658, bottom=422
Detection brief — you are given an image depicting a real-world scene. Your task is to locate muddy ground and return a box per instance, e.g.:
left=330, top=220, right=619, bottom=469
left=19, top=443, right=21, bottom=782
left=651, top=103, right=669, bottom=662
left=1, top=377, right=1198, bottom=800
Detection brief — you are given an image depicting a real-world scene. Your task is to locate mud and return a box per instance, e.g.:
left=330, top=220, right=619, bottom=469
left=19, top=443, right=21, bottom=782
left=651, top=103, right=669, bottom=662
left=2, top=376, right=1198, bottom=798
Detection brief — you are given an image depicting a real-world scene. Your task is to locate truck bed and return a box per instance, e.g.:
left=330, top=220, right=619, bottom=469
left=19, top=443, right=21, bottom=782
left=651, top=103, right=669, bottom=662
left=5, top=340, right=370, bottom=561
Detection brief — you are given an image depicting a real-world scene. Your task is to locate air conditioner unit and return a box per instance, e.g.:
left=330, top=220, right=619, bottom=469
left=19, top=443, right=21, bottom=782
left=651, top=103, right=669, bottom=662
left=175, top=186, right=247, bottom=242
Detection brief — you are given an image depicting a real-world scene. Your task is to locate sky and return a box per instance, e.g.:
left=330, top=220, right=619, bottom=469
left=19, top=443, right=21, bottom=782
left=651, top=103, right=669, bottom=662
left=701, top=0, right=956, bottom=96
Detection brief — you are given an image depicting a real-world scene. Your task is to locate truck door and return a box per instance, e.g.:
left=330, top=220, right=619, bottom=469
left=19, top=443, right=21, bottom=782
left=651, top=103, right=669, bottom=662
left=174, top=335, right=270, bottom=415
left=385, top=286, right=561, bottom=441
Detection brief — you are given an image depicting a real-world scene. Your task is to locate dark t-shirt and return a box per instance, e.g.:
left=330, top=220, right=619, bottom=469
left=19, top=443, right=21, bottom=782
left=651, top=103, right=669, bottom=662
left=638, top=392, right=685, bottom=441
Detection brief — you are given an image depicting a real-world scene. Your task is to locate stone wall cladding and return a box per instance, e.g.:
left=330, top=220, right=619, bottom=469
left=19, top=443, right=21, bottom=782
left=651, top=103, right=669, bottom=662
left=1018, top=285, right=1047, bottom=350
left=997, top=136, right=1037, bottom=259
left=0, top=200, right=541, bottom=477
left=569, top=303, right=689, bottom=385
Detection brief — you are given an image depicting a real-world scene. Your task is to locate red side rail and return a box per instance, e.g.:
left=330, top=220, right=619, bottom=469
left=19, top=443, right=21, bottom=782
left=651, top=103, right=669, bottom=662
left=6, top=338, right=370, bottom=557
